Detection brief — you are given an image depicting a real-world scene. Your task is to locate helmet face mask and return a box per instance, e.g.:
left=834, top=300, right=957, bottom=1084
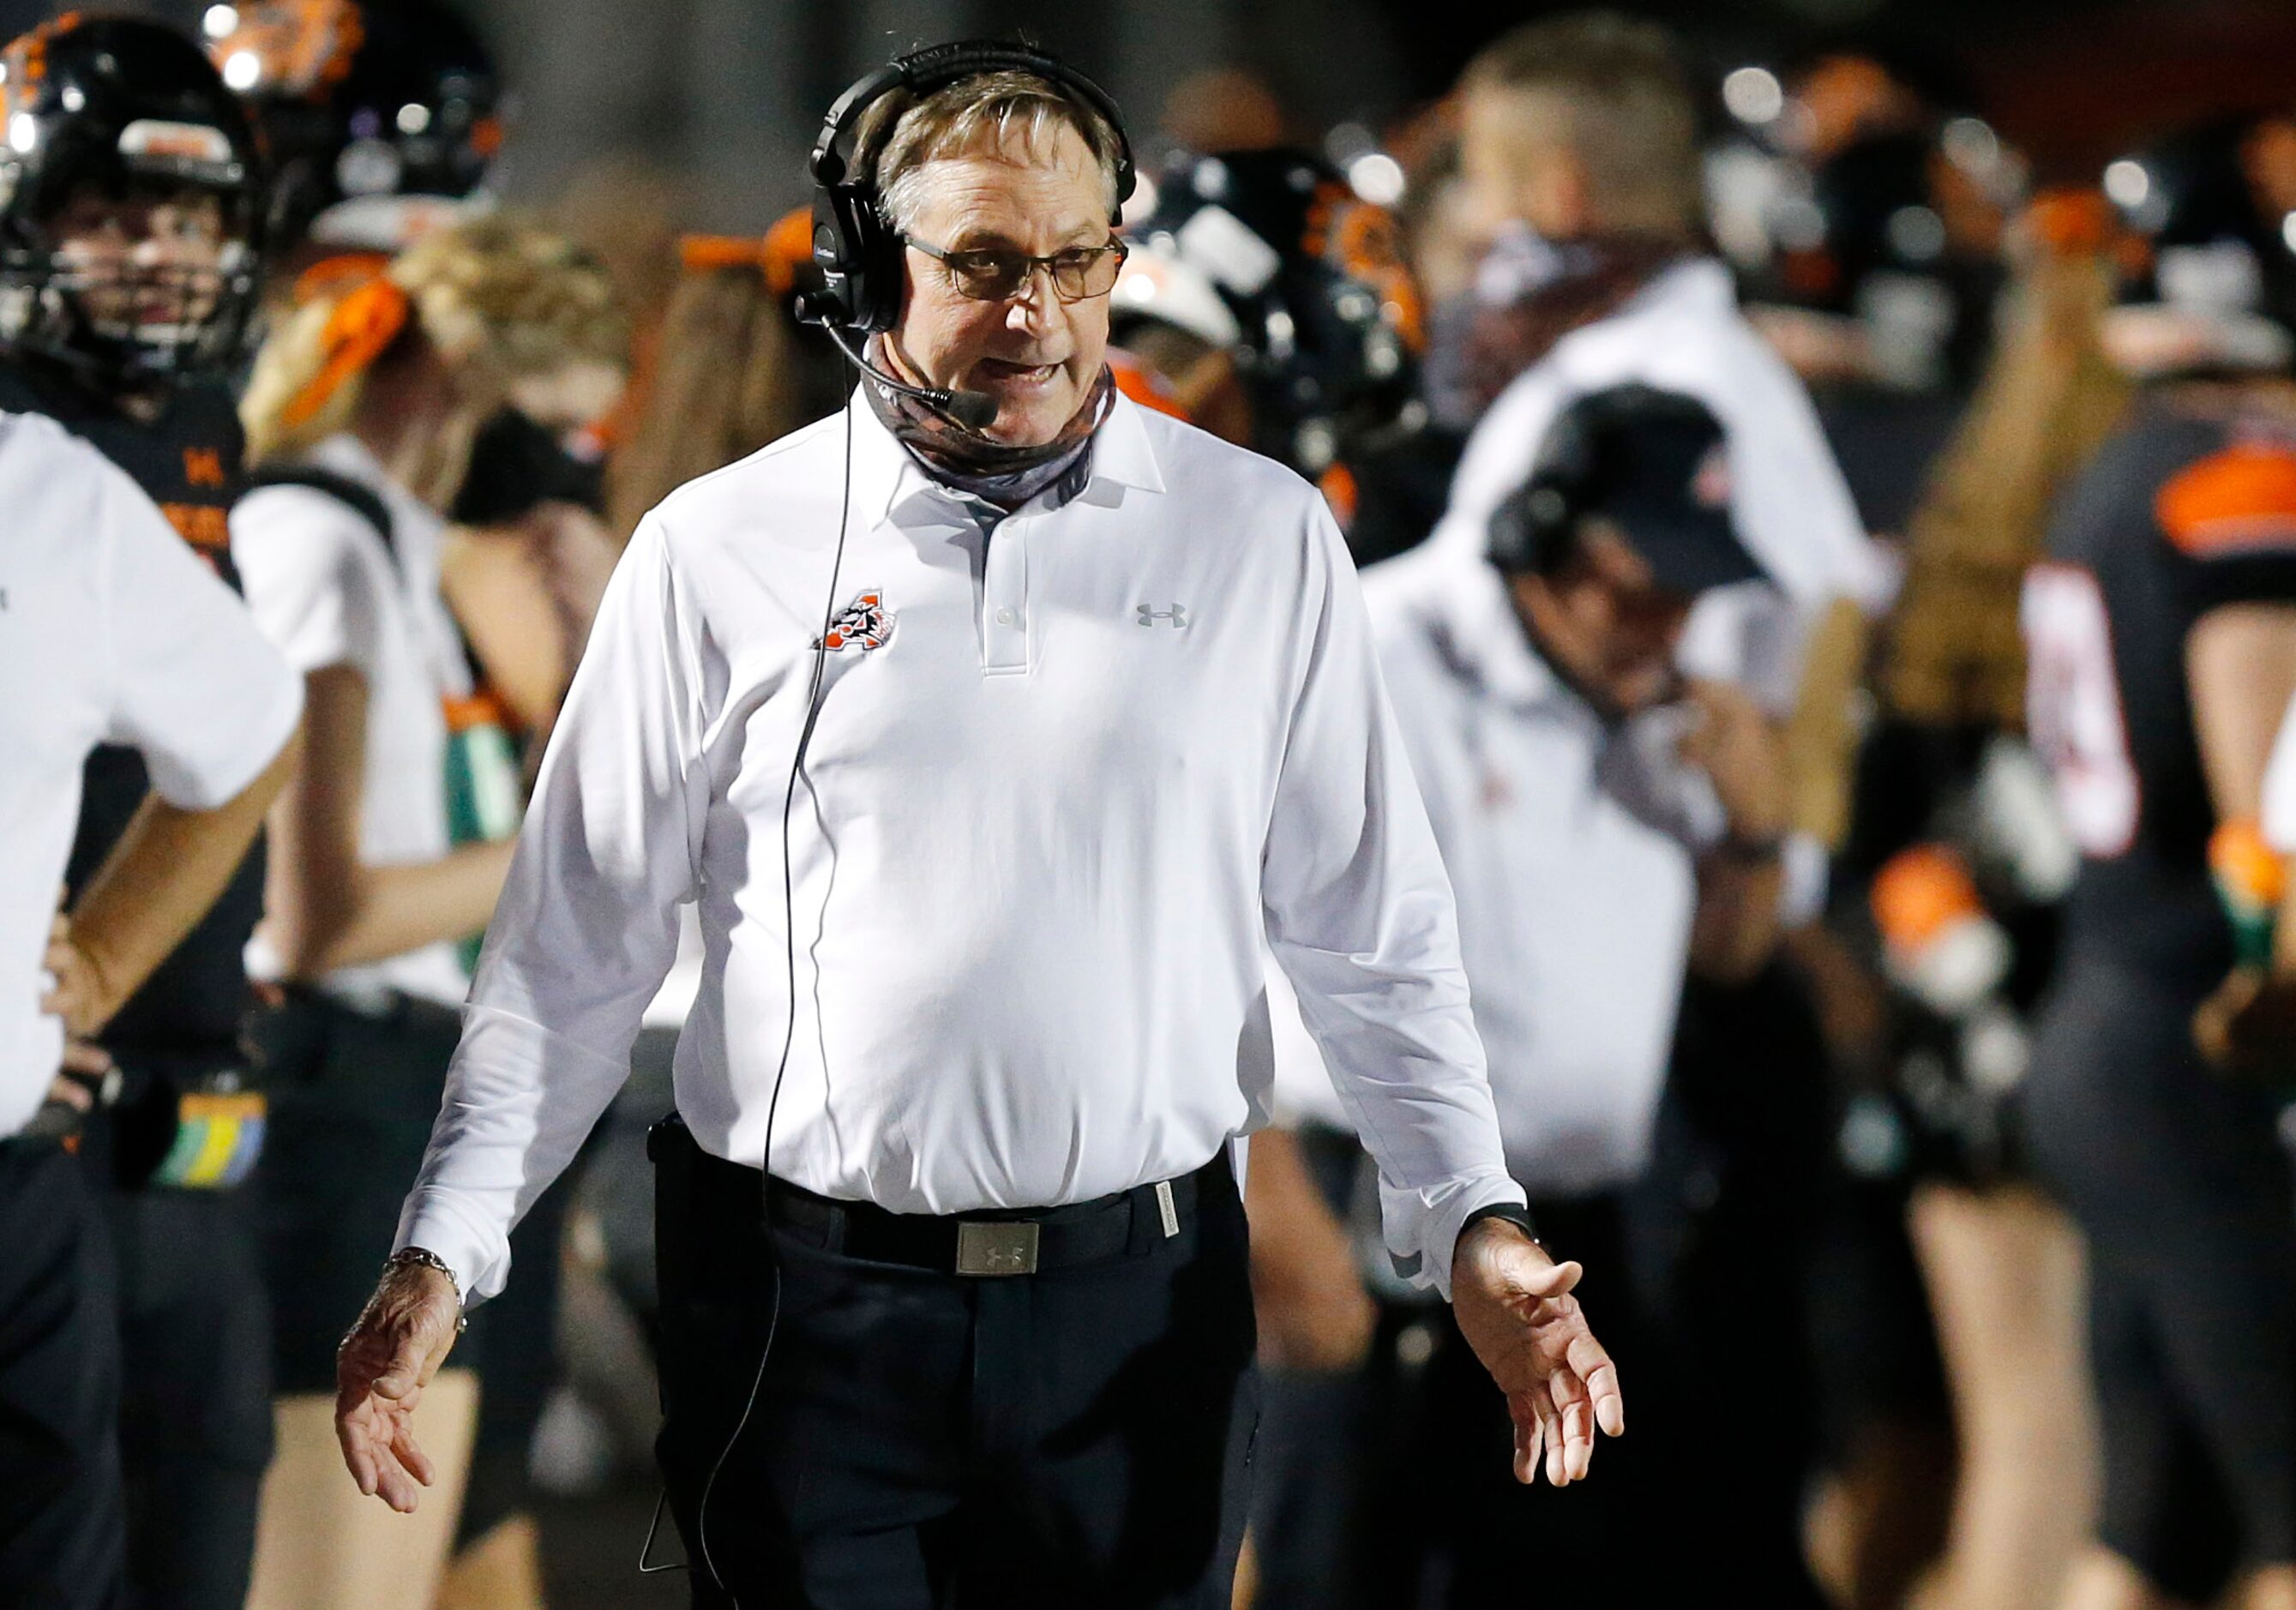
left=3, top=176, right=256, bottom=382
left=0, top=18, right=264, bottom=388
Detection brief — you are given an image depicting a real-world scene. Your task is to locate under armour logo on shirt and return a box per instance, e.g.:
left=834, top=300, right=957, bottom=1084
left=1136, top=604, right=1187, bottom=628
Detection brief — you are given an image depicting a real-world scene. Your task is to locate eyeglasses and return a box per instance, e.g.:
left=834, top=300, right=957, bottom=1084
left=905, top=235, right=1129, bottom=304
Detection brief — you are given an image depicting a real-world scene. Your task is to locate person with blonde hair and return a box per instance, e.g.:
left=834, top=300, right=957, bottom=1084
left=231, top=213, right=625, bottom=1610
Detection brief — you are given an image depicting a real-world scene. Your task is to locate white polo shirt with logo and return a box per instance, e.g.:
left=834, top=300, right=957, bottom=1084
left=0, top=412, right=302, bottom=1136
left=396, top=388, right=1524, bottom=1301
left=1272, top=543, right=1730, bottom=1198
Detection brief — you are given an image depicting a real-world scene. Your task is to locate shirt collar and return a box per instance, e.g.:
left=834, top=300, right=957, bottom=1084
left=1612, top=255, right=1734, bottom=323
left=850, top=381, right=1169, bottom=528
left=1415, top=551, right=1577, bottom=716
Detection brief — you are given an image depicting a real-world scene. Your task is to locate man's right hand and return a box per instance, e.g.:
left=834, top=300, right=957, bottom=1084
left=334, top=1256, right=463, bottom=1511
left=39, top=907, right=115, bottom=1042
left=1680, top=679, right=1789, bottom=843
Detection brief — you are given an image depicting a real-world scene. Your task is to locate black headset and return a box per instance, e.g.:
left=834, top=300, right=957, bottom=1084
left=1487, top=393, right=1603, bottom=577
left=799, top=40, right=1138, bottom=333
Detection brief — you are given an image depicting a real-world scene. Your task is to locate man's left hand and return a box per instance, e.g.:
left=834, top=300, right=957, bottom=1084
left=1450, top=1217, right=1625, bottom=1486
left=39, top=907, right=113, bottom=1042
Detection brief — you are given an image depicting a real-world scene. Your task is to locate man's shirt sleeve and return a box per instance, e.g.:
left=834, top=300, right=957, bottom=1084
left=395, top=514, right=708, bottom=1301
left=99, top=446, right=302, bottom=808
left=1259, top=500, right=1523, bottom=1299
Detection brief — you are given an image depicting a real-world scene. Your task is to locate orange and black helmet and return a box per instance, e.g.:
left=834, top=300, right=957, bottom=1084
left=1117, top=147, right=1424, bottom=475
left=204, top=0, right=500, bottom=256
left=0, top=14, right=264, bottom=381
left=2102, top=116, right=2296, bottom=352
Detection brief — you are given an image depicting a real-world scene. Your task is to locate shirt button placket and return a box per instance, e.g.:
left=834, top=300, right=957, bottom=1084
left=981, top=519, right=1030, bottom=675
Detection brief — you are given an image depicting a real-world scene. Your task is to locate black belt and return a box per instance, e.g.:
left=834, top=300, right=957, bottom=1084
left=687, top=1135, right=1222, bottom=1277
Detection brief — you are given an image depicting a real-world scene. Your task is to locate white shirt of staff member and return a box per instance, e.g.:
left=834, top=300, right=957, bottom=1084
left=0, top=411, right=303, bottom=1125
left=1269, top=390, right=1793, bottom=1201
left=346, top=86, right=1619, bottom=1527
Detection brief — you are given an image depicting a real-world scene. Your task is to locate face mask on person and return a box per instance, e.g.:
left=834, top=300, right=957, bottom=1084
left=448, top=404, right=604, bottom=526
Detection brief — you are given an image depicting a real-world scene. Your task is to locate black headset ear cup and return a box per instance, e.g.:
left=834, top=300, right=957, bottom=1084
left=1488, top=400, right=1598, bottom=576
left=805, top=42, right=1139, bottom=334
left=1488, top=475, right=1576, bottom=575
left=809, top=183, right=897, bottom=332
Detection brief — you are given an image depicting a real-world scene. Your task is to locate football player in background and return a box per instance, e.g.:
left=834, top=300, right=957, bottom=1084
left=0, top=17, right=296, bottom=1607
left=206, top=0, right=502, bottom=278
left=2022, top=114, right=2296, bottom=1610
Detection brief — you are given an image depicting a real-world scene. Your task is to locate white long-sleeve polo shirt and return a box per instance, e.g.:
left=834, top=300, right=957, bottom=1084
left=1265, top=544, right=1730, bottom=1194
left=397, top=388, right=1523, bottom=1301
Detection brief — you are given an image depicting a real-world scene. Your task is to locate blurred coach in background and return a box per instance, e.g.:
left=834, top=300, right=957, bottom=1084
left=331, top=43, right=1621, bottom=1609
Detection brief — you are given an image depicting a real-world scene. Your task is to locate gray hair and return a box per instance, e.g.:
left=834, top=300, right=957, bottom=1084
left=861, top=69, right=1125, bottom=238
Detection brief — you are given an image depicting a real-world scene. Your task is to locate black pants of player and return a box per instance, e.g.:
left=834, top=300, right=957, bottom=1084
left=651, top=1118, right=1259, bottom=1610
left=2025, top=956, right=2296, bottom=1601
left=0, top=1137, right=127, bottom=1610
left=104, top=1183, right=272, bottom=1610
left=255, top=987, right=572, bottom=1553
left=76, top=1048, right=276, bottom=1610
left=251, top=987, right=467, bottom=1395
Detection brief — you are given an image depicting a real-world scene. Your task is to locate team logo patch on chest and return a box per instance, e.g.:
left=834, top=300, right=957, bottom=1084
left=815, top=589, right=895, bottom=652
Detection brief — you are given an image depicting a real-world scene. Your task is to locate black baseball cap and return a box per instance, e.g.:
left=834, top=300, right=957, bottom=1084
left=1498, top=384, right=1767, bottom=595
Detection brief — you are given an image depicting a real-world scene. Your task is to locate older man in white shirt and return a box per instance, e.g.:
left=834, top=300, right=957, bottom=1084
left=334, top=44, right=1620, bottom=1609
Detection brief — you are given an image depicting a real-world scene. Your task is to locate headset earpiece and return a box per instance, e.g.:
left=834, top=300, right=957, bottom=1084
left=1488, top=475, right=1578, bottom=577
left=806, top=180, right=906, bottom=333
left=1488, top=397, right=1599, bottom=578
left=799, top=40, right=1136, bottom=333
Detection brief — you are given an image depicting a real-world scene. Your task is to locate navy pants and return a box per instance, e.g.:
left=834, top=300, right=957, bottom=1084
left=652, top=1120, right=1259, bottom=1610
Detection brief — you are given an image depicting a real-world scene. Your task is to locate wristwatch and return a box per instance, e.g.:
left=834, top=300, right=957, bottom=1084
left=1714, top=831, right=1788, bottom=865
left=1459, top=1201, right=1542, bottom=1247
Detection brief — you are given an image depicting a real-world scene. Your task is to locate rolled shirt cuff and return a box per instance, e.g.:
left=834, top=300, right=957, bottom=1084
left=1382, top=1168, right=1528, bottom=1301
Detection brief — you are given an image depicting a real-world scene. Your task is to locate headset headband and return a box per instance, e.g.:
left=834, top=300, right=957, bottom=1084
left=807, top=41, right=1135, bottom=221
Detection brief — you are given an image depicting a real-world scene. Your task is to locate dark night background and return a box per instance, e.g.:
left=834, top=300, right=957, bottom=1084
left=9, top=0, right=2294, bottom=225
